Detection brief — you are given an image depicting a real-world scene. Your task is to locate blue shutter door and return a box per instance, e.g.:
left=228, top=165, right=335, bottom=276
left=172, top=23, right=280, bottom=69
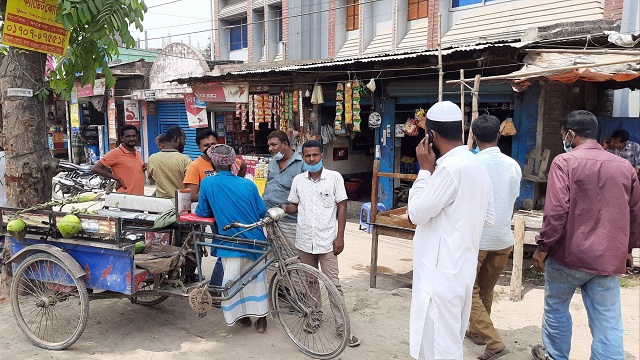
left=156, top=101, right=203, bottom=160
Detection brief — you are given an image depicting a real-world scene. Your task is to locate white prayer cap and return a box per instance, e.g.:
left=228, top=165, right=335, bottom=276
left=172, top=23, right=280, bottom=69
left=426, top=101, right=462, bottom=122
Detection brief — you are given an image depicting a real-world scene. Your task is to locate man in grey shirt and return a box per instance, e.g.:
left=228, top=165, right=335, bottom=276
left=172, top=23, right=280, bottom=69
left=262, top=130, right=305, bottom=255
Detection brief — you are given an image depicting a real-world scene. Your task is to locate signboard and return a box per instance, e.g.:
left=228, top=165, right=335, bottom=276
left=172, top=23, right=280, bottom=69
left=184, top=93, right=209, bottom=128
left=74, top=79, right=106, bottom=98
left=123, top=100, right=140, bottom=126
left=70, top=103, right=80, bottom=132
left=7, top=88, right=33, bottom=97
left=1, top=0, right=71, bottom=56
left=192, top=83, right=249, bottom=103
left=107, top=98, right=117, bottom=140
left=144, top=90, right=156, bottom=101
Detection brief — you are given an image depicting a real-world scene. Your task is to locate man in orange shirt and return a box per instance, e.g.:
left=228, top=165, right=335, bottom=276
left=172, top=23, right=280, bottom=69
left=91, top=125, right=146, bottom=195
left=183, top=130, right=246, bottom=201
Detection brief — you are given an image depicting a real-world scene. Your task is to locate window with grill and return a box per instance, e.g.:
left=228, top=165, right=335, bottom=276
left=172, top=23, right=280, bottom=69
left=408, top=0, right=428, bottom=20
left=346, top=0, right=359, bottom=31
left=229, top=18, right=248, bottom=51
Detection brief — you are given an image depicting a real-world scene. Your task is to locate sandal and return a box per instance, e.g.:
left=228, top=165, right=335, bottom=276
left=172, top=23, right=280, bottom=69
left=531, top=344, right=548, bottom=360
left=478, top=346, right=509, bottom=360
left=465, top=331, right=487, bottom=345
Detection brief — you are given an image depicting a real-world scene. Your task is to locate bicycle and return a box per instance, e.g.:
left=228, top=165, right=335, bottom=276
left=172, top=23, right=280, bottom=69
left=192, top=207, right=351, bottom=359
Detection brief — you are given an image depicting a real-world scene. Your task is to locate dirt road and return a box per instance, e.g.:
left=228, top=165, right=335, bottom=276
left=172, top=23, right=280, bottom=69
left=1, top=222, right=638, bottom=360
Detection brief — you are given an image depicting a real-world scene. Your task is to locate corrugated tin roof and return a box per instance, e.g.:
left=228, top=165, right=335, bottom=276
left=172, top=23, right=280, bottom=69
left=170, top=41, right=528, bottom=84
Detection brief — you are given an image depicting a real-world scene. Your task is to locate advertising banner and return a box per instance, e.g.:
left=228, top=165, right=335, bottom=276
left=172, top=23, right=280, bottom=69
left=107, top=97, right=117, bottom=140
left=70, top=103, right=79, bottom=131
left=123, top=100, right=140, bottom=126
left=1, top=0, right=71, bottom=56
left=183, top=93, right=209, bottom=128
left=74, top=79, right=106, bottom=98
left=192, top=83, right=249, bottom=103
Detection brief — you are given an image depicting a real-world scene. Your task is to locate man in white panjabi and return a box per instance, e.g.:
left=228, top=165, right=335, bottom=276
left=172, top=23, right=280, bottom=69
left=408, top=101, right=495, bottom=360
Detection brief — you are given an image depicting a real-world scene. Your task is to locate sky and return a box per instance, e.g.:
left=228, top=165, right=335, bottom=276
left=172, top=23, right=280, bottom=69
left=129, top=0, right=215, bottom=53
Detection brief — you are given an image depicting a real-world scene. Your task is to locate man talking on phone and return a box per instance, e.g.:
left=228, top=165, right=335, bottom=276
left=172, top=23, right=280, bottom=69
left=407, top=101, right=495, bottom=360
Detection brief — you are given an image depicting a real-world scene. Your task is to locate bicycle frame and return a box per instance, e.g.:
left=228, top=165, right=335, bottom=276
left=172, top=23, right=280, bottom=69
left=191, top=219, right=299, bottom=303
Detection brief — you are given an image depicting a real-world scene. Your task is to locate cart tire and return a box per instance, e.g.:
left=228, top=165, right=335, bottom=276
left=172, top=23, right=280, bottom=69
left=132, top=281, right=169, bottom=306
left=10, top=252, right=89, bottom=350
left=269, top=263, right=349, bottom=360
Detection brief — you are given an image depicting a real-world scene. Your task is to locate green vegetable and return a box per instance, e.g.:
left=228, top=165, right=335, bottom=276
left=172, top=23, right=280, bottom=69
left=134, top=241, right=145, bottom=254
left=7, top=219, right=27, bottom=240
left=58, top=214, right=82, bottom=238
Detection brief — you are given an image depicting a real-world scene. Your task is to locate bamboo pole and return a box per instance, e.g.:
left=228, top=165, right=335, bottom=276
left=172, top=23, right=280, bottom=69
left=509, top=217, right=526, bottom=301
left=466, top=75, right=480, bottom=150
left=437, top=12, right=443, bottom=102
left=460, top=69, right=465, bottom=143
left=523, top=49, right=640, bottom=55
left=446, top=57, right=640, bottom=84
left=370, top=159, right=381, bottom=288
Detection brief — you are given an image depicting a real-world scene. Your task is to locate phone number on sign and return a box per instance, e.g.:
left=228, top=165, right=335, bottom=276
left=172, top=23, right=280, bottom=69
left=5, top=23, right=65, bottom=46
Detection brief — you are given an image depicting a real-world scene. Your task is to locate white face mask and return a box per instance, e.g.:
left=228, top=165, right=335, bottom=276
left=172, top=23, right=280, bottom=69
left=563, top=131, right=575, bottom=153
left=272, top=151, right=284, bottom=161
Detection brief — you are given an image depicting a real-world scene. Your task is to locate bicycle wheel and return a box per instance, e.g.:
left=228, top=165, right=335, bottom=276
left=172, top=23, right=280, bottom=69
left=269, top=263, right=349, bottom=359
left=132, top=281, right=169, bottom=306
left=10, top=253, right=89, bottom=350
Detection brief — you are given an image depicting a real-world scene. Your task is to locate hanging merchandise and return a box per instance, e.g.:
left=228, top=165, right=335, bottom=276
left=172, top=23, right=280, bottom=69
left=335, top=82, right=344, bottom=130
left=240, top=103, right=248, bottom=131
left=311, top=82, right=324, bottom=104
left=298, top=90, right=304, bottom=127
left=403, top=117, right=419, bottom=136
left=248, top=95, right=254, bottom=125
left=352, top=81, right=362, bottom=132
left=235, top=103, right=241, bottom=117
left=499, top=117, right=517, bottom=136
left=344, top=81, right=353, bottom=125
left=415, top=108, right=426, bottom=130
left=264, top=94, right=272, bottom=125
left=293, top=90, right=299, bottom=112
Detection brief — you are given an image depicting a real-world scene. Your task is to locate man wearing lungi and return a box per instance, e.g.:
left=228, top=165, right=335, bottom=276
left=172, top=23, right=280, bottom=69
left=195, top=144, right=269, bottom=334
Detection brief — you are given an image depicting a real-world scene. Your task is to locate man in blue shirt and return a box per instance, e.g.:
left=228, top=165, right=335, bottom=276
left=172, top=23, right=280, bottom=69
left=195, top=144, right=269, bottom=334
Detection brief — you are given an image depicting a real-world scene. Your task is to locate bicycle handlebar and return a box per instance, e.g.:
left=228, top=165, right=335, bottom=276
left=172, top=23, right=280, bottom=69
left=221, top=207, right=286, bottom=232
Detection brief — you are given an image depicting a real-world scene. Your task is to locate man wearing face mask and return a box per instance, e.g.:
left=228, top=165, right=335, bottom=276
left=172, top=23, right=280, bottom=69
left=262, top=130, right=305, bottom=254
left=407, top=101, right=495, bottom=360
left=282, top=140, right=360, bottom=347
left=530, top=110, right=640, bottom=360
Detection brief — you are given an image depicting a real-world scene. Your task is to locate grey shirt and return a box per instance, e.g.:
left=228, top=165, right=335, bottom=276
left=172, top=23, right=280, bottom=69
left=262, top=152, right=305, bottom=222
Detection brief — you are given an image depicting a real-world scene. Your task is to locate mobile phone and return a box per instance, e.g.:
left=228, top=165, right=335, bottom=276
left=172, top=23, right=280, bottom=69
left=427, top=130, right=434, bottom=145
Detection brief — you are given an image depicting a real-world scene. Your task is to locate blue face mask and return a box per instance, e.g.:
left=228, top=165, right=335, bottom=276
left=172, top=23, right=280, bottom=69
left=272, top=151, right=284, bottom=161
left=304, top=159, right=323, bottom=173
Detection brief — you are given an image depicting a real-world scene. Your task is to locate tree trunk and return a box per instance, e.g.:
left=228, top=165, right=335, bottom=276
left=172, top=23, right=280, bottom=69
left=0, top=49, right=59, bottom=293
left=0, top=49, right=58, bottom=208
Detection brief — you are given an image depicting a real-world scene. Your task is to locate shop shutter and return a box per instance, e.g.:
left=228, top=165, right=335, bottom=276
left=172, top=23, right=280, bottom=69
left=156, top=101, right=203, bottom=160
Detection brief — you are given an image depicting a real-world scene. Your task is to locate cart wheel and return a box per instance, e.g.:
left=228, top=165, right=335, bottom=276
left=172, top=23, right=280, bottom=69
left=269, top=263, right=349, bottom=360
left=10, top=252, right=89, bottom=350
left=132, top=281, right=168, bottom=306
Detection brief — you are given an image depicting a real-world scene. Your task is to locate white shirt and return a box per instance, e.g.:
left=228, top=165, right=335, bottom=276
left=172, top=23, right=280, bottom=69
left=476, top=147, right=522, bottom=251
left=288, top=168, right=348, bottom=254
left=407, top=145, right=494, bottom=360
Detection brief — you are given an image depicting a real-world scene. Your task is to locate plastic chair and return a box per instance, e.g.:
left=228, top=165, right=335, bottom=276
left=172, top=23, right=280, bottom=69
left=359, top=202, right=386, bottom=233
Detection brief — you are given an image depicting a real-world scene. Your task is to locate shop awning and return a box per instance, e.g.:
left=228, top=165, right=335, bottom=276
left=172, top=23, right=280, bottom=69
left=509, top=52, right=640, bottom=83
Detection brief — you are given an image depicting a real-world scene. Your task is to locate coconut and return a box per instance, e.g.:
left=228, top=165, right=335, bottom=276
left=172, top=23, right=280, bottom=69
left=58, top=214, right=82, bottom=238
left=7, top=218, right=27, bottom=240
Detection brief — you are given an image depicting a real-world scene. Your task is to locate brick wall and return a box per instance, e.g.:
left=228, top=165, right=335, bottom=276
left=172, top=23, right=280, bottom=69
left=539, top=81, right=613, bottom=165
left=427, top=0, right=440, bottom=49
left=247, top=0, right=254, bottom=63
left=282, top=0, right=289, bottom=61
left=603, top=0, right=623, bottom=20
left=214, top=0, right=221, bottom=60
left=328, top=0, right=337, bottom=58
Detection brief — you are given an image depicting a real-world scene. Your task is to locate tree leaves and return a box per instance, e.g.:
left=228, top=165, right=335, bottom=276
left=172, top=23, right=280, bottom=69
left=47, top=0, right=147, bottom=99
